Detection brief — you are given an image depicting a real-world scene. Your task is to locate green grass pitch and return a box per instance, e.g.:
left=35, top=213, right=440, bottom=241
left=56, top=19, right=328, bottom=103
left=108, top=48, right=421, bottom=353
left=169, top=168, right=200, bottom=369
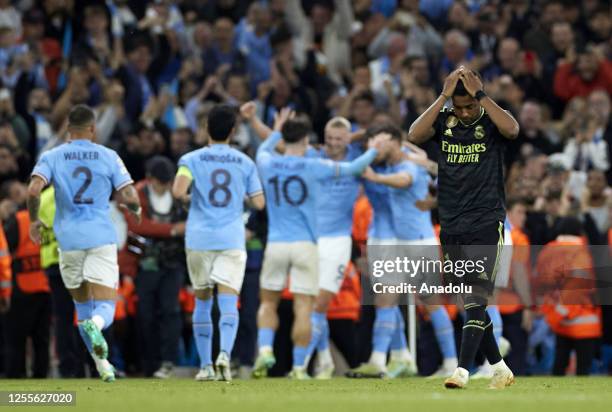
left=2, top=377, right=611, bottom=412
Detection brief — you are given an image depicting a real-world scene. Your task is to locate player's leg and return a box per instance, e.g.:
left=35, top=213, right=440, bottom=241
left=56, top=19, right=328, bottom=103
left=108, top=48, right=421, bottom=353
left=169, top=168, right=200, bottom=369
left=290, top=293, right=315, bottom=378
left=254, top=289, right=281, bottom=377
left=348, top=293, right=396, bottom=378
left=387, top=305, right=417, bottom=378
left=308, top=236, right=351, bottom=377
left=424, top=304, right=458, bottom=377
left=308, top=290, right=335, bottom=377
left=287, top=241, right=319, bottom=379
left=186, top=249, right=215, bottom=381
left=254, top=242, right=289, bottom=378
left=60, top=247, right=115, bottom=382
left=210, top=249, right=247, bottom=381
left=473, top=304, right=508, bottom=379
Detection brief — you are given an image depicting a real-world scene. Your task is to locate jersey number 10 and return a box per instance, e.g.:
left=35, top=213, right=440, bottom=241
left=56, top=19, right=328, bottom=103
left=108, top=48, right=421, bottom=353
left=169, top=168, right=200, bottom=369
left=268, top=175, right=308, bottom=206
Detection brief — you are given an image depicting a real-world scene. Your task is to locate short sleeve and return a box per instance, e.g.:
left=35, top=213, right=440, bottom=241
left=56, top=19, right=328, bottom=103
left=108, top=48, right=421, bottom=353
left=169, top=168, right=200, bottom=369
left=312, top=158, right=338, bottom=180
left=110, top=151, right=133, bottom=190
left=246, top=161, right=263, bottom=196
left=31, top=151, right=53, bottom=185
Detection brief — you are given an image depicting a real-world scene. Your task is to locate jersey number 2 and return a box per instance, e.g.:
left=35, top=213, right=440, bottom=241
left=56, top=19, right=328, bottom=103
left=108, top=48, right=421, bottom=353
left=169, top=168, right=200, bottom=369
left=72, top=166, right=94, bottom=204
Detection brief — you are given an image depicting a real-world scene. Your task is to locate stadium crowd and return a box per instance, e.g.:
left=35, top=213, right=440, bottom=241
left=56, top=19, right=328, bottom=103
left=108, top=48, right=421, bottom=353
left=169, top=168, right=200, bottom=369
left=0, top=0, right=611, bottom=379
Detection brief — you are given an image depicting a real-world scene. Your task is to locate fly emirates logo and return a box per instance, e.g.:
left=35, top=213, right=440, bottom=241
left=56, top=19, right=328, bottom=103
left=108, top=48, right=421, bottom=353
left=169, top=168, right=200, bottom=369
left=441, top=141, right=486, bottom=164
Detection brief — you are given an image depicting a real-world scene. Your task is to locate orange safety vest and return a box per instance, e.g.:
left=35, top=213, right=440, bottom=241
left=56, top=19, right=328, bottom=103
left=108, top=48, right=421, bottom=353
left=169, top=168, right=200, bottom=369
left=536, top=236, right=601, bottom=339
left=327, top=261, right=361, bottom=321
left=0, top=226, right=11, bottom=298
left=498, top=227, right=531, bottom=315
left=13, top=211, right=49, bottom=294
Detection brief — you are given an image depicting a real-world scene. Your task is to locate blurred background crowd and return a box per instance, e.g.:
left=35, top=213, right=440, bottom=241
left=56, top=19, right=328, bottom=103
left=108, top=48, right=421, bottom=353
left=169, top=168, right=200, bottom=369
left=0, top=0, right=611, bottom=379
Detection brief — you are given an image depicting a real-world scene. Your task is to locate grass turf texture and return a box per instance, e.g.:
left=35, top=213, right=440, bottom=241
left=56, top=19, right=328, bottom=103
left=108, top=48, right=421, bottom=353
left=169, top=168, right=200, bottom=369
left=2, top=377, right=610, bottom=412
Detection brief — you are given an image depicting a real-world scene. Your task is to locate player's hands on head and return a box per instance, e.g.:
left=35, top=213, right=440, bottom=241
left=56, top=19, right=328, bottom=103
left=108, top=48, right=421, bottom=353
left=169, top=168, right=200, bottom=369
left=273, top=107, right=296, bottom=132
left=240, top=101, right=257, bottom=121
left=441, top=67, right=463, bottom=98
left=28, top=220, right=45, bottom=245
left=459, top=70, right=484, bottom=98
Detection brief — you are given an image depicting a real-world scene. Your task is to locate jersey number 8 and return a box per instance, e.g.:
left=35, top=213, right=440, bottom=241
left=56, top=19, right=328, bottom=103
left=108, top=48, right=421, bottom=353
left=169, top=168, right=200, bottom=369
left=209, top=169, right=232, bottom=207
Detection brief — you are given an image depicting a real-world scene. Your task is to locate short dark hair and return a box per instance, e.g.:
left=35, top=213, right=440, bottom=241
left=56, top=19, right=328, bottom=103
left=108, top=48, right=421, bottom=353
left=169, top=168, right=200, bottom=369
left=453, top=70, right=483, bottom=97
left=281, top=118, right=311, bottom=143
left=207, top=104, right=237, bottom=141
left=68, top=104, right=96, bottom=128
left=146, top=155, right=176, bottom=184
left=365, top=123, right=402, bottom=141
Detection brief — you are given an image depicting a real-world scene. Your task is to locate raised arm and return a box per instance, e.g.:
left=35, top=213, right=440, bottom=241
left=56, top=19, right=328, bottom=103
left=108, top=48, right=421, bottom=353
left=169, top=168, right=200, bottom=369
left=408, top=69, right=460, bottom=144
left=362, top=167, right=413, bottom=188
left=336, top=133, right=388, bottom=176
left=460, top=70, right=519, bottom=139
left=241, top=101, right=274, bottom=140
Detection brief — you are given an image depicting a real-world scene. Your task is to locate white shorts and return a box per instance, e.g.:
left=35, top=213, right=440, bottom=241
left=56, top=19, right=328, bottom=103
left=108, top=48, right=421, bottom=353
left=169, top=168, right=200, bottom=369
left=186, top=249, right=247, bottom=292
left=494, top=229, right=513, bottom=288
left=318, top=236, right=352, bottom=294
left=59, top=244, right=119, bottom=290
left=260, top=241, right=319, bottom=296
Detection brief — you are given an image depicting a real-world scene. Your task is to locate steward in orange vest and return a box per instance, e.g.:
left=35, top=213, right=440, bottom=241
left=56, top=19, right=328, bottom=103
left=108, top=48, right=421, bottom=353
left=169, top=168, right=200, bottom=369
left=536, top=217, right=601, bottom=376
left=3, top=209, right=51, bottom=378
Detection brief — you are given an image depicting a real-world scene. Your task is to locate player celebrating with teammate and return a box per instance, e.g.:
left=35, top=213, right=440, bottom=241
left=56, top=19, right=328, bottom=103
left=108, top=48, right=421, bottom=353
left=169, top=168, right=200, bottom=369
left=409, top=67, right=519, bottom=389
left=172, top=104, right=265, bottom=381
left=250, top=106, right=386, bottom=379
left=27, top=105, right=141, bottom=382
left=304, top=117, right=362, bottom=379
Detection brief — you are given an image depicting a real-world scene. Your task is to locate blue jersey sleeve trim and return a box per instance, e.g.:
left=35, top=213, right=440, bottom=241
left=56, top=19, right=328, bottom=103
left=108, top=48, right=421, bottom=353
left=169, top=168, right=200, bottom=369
left=337, top=148, right=377, bottom=176
left=31, top=172, right=49, bottom=185
left=115, top=179, right=134, bottom=192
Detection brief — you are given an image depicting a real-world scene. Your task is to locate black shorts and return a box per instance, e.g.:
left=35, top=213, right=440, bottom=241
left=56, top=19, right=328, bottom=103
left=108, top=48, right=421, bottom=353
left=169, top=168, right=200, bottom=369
left=440, top=221, right=505, bottom=304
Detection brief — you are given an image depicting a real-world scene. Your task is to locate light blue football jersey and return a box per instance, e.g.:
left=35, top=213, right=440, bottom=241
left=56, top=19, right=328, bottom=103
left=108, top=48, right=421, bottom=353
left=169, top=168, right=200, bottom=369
left=308, top=145, right=362, bottom=237
left=387, top=160, right=435, bottom=241
left=31, top=139, right=133, bottom=251
left=362, top=163, right=396, bottom=240
left=256, top=132, right=377, bottom=243
left=178, top=144, right=262, bottom=251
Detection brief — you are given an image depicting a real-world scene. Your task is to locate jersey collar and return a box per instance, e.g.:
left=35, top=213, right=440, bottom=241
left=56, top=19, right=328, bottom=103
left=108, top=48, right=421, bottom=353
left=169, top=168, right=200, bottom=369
left=459, top=107, right=485, bottom=127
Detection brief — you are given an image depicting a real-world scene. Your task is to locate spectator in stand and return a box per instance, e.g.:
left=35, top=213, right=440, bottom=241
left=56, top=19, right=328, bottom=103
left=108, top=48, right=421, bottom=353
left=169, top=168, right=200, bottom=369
left=506, top=101, right=560, bottom=167
left=562, top=112, right=609, bottom=173
left=202, top=17, right=245, bottom=78
left=116, top=35, right=155, bottom=125
left=284, top=0, right=354, bottom=86
left=587, top=91, right=612, bottom=183
left=554, top=45, right=612, bottom=102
